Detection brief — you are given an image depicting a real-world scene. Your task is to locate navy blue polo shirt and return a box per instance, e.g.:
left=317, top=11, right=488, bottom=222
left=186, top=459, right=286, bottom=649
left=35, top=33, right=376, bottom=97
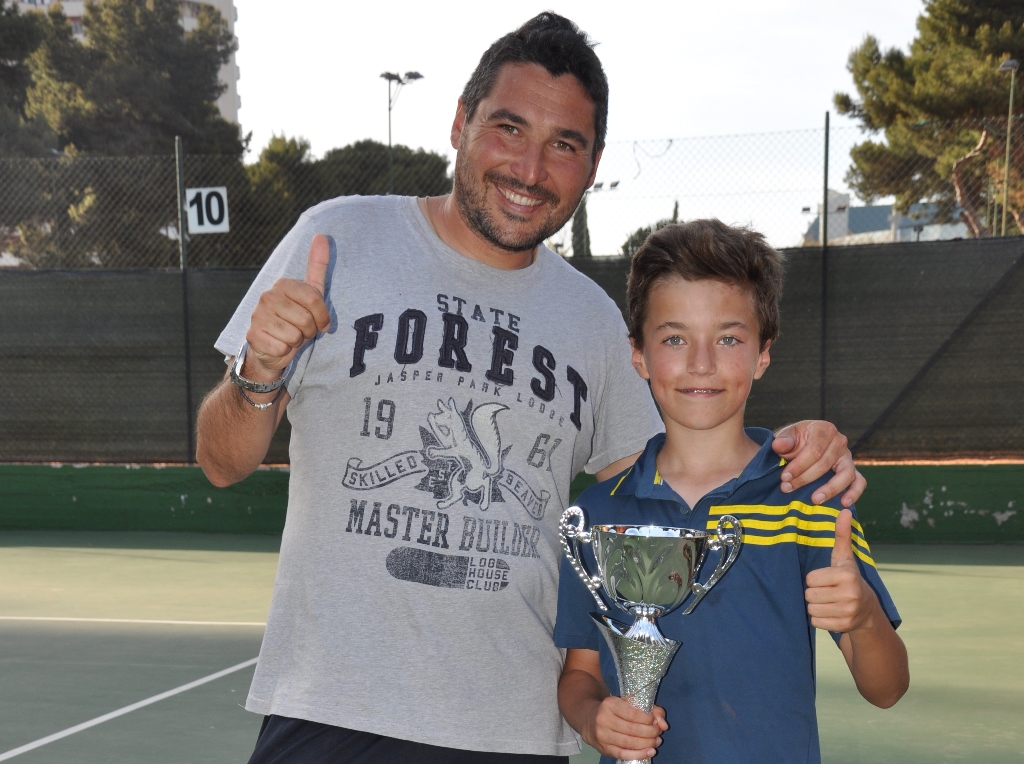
left=554, top=429, right=900, bottom=764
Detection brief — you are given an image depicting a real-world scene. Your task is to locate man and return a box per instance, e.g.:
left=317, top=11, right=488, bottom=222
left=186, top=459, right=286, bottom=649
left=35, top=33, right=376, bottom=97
left=196, top=13, right=864, bottom=763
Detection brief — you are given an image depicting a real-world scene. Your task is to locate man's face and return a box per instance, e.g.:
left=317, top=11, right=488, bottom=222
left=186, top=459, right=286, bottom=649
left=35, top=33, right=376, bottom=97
left=450, top=62, right=601, bottom=256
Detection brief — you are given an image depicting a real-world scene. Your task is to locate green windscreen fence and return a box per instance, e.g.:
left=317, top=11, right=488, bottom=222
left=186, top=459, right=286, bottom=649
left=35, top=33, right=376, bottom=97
left=0, top=269, right=290, bottom=464
left=1, top=236, right=1022, bottom=463
left=574, top=236, right=1024, bottom=459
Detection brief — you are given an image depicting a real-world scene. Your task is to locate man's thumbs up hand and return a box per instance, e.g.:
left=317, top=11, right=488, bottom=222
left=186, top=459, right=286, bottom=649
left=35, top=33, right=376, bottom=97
left=805, top=509, right=878, bottom=633
left=304, top=233, right=330, bottom=297
left=243, top=234, right=332, bottom=380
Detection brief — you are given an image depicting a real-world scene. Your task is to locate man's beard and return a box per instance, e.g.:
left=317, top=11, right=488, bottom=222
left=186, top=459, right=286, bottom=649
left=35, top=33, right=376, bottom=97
left=452, top=157, right=582, bottom=254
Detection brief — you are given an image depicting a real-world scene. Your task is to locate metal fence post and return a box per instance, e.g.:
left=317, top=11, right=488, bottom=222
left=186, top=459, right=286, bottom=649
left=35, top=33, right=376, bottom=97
left=821, top=111, right=829, bottom=422
left=52, top=160, right=61, bottom=267
left=175, top=137, right=195, bottom=463
left=176, top=137, right=188, bottom=270
left=1002, top=66, right=1017, bottom=236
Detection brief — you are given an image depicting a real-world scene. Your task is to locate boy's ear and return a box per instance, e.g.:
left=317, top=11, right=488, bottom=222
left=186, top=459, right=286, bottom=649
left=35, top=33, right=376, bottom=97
left=630, top=337, right=650, bottom=380
left=753, top=340, right=771, bottom=380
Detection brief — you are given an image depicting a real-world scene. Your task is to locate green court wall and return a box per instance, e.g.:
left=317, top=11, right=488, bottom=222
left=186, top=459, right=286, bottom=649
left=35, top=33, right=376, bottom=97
left=0, top=464, right=1021, bottom=543
left=0, top=464, right=288, bottom=534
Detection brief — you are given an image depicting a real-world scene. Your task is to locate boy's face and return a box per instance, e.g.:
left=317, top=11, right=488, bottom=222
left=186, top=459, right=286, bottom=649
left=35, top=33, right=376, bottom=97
left=631, top=276, right=771, bottom=436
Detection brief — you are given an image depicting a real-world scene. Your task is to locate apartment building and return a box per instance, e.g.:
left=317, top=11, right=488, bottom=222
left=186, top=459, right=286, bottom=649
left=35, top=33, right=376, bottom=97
left=15, top=0, right=240, bottom=123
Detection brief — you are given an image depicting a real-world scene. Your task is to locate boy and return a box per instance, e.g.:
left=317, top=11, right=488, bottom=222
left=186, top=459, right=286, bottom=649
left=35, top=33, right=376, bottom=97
left=554, top=220, right=908, bottom=763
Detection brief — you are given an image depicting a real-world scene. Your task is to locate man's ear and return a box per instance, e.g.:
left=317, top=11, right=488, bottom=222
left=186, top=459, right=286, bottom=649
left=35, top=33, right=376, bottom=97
left=584, top=147, right=604, bottom=188
left=451, top=99, right=468, bottom=150
left=630, top=336, right=650, bottom=380
left=753, top=340, right=772, bottom=380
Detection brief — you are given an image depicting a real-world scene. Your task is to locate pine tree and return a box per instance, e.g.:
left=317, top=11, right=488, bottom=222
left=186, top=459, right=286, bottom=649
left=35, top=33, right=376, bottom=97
left=0, top=0, right=52, bottom=155
left=835, top=0, right=1024, bottom=235
left=571, top=193, right=591, bottom=257
left=25, top=0, right=242, bottom=156
left=621, top=200, right=679, bottom=257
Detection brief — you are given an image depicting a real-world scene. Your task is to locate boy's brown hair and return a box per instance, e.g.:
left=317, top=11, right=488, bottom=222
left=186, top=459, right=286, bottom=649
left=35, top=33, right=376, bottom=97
left=626, top=219, right=785, bottom=350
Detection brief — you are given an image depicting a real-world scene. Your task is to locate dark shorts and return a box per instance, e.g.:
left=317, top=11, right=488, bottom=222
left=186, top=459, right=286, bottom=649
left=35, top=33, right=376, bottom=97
left=247, top=715, right=572, bottom=764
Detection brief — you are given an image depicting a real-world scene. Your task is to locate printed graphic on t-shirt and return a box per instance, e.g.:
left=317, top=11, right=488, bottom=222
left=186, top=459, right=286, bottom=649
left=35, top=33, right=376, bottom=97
left=335, top=298, right=600, bottom=595
left=342, top=394, right=553, bottom=593
left=342, top=397, right=551, bottom=519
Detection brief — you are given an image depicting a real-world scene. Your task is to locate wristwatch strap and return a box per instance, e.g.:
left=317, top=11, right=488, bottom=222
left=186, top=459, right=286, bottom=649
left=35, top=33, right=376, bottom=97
left=230, top=342, right=286, bottom=394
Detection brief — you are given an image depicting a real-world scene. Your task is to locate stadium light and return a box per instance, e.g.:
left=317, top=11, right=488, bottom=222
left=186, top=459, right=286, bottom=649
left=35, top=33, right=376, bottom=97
left=380, top=71, right=424, bottom=195
left=998, top=58, right=1018, bottom=236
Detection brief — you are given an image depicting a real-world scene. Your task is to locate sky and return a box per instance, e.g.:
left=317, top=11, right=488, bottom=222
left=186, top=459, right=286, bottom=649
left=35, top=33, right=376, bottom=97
left=233, top=0, right=928, bottom=249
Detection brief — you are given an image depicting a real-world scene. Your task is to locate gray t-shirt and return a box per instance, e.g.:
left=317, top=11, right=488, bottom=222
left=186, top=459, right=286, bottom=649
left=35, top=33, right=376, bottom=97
left=216, top=195, right=662, bottom=755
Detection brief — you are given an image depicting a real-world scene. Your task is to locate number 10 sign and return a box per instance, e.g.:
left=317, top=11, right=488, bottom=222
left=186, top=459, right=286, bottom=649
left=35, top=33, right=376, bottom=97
left=185, top=187, right=230, bottom=234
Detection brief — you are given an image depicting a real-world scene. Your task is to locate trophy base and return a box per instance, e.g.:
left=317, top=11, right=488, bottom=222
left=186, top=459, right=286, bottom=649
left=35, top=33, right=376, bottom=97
left=591, top=614, right=680, bottom=764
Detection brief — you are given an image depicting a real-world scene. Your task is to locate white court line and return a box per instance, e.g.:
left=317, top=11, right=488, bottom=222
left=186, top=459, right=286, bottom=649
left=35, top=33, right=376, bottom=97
left=0, top=657, right=259, bottom=761
left=0, top=616, right=265, bottom=626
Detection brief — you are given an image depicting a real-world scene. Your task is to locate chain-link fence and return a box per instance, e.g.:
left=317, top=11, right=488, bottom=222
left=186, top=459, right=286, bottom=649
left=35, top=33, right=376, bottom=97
left=1, top=116, right=1021, bottom=266
left=0, top=142, right=453, bottom=268
left=573, top=116, right=1023, bottom=256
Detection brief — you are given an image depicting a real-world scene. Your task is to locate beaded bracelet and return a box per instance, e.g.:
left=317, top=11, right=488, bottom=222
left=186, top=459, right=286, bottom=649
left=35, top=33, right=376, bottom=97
left=238, top=384, right=285, bottom=411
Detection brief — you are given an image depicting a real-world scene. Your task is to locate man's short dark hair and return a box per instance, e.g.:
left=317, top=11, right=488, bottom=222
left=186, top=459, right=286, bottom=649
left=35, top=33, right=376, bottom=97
left=460, top=12, right=609, bottom=157
left=627, top=219, right=785, bottom=350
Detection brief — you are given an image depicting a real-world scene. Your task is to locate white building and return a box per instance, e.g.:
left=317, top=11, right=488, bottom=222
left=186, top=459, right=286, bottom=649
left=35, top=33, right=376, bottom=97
left=15, top=0, right=240, bottom=123
left=803, top=190, right=970, bottom=246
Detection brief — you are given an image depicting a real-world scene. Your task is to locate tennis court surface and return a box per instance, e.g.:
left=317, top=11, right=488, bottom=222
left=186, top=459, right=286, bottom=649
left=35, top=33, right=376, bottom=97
left=1, top=532, right=1021, bottom=763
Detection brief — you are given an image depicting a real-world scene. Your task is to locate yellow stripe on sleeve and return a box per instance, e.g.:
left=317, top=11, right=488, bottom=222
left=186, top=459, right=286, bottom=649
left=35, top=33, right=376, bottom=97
left=710, top=502, right=872, bottom=553
left=727, top=517, right=839, bottom=534
left=729, top=531, right=876, bottom=566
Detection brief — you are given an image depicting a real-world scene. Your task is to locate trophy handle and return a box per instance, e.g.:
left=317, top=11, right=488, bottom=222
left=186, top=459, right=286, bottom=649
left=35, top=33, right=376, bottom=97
left=559, top=507, right=608, bottom=611
left=680, top=514, right=743, bottom=615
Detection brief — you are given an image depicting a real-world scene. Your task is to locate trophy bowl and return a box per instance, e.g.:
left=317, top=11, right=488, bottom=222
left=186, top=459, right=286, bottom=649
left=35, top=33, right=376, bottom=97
left=560, top=508, right=743, bottom=645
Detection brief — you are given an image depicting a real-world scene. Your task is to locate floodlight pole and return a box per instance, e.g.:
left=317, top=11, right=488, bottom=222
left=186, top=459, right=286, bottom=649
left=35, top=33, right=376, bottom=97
left=381, top=71, right=423, bottom=194
left=999, top=59, right=1019, bottom=236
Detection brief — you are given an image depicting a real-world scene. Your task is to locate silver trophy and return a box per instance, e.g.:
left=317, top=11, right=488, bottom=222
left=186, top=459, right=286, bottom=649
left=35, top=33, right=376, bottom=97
left=560, top=507, right=743, bottom=764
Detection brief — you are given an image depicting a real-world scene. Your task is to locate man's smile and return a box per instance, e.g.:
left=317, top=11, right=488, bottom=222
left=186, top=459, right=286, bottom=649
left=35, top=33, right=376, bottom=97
left=497, top=184, right=545, bottom=207
left=484, top=170, right=560, bottom=211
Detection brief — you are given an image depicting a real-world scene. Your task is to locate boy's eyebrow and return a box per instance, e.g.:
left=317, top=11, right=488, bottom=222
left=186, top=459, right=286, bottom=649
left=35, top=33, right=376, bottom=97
left=651, top=320, right=752, bottom=332
left=652, top=321, right=688, bottom=332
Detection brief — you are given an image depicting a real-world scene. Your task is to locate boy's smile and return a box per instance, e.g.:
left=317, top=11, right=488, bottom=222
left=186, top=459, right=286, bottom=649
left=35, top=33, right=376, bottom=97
left=631, top=276, right=771, bottom=438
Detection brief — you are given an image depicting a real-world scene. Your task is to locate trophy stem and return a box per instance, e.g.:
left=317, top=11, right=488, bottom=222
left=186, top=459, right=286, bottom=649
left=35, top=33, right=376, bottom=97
left=623, top=607, right=670, bottom=645
left=592, top=614, right=680, bottom=764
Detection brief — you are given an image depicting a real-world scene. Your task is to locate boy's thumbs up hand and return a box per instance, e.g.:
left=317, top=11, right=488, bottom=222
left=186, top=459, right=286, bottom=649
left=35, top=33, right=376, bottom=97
left=243, top=234, right=332, bottom=380
left=830, top=507, right=856, bottom=567
left=805, top=509, right=878, bottom=633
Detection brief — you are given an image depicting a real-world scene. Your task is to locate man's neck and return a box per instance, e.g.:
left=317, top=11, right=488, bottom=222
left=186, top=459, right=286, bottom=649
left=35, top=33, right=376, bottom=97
left=420, top=195, right=537, bottom=270
left=655, top=423, right=762, bottom=509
